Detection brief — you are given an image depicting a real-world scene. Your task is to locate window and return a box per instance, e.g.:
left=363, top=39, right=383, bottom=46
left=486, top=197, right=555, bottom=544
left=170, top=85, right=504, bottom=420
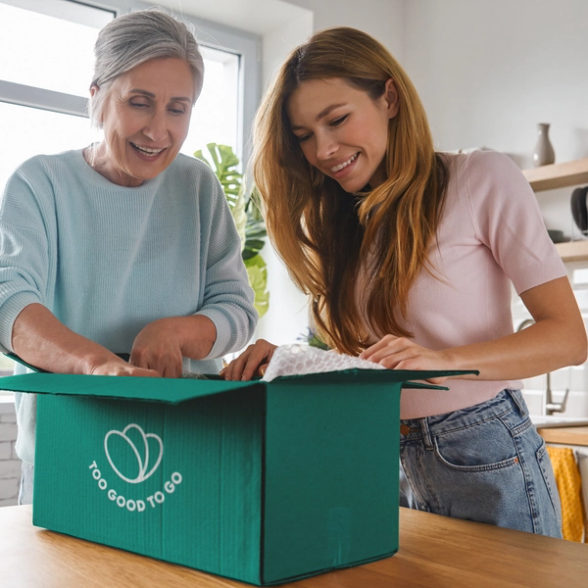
left=0, top=0, right=260, bottom=381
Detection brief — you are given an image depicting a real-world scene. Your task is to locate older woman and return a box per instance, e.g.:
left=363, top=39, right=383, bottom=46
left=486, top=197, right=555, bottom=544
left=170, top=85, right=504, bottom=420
left=0, top=9, right=257, bottom=503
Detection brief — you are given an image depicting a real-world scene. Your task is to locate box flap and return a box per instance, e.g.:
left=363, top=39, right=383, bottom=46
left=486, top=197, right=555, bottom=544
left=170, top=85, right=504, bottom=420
left=0, top=373, right=258, bottom=404
left=402, top=382, right=449, bottom=390
left=0, top=356, right=477, bottom=403
left=273, top=368, right=477, bottom=386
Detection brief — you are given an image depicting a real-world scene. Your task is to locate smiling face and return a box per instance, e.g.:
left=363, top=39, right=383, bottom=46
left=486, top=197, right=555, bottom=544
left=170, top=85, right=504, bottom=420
left=92, top=57, right=195, bottom=187
left=287, top=77, right=399, bottom=193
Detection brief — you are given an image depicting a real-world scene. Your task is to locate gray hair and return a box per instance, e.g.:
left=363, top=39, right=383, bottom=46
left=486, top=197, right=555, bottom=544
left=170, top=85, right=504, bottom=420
left=89, top=8, right=204, bottom=128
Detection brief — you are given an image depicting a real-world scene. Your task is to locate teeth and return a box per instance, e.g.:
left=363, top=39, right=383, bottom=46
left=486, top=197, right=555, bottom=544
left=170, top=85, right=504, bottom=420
left=132, top=143, right=164, bottom=155
left=330, top=153, right=358, bottom=172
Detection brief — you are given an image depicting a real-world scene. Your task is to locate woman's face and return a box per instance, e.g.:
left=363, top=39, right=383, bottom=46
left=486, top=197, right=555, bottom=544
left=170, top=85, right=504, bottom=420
left=93, top=58, right=195, bottom=187
left=287, top=77, right=398, bottom=192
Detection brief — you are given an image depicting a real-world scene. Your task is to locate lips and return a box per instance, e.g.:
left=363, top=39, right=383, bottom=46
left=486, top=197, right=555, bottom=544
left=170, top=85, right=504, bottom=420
left=130, top=142, right=166, bottom=159
left=329, top=152, right=359, bottom=173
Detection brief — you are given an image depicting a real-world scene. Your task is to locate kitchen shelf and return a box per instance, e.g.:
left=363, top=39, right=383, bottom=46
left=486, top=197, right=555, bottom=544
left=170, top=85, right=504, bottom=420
left=537, top=425, right=588, bottom=446
left=554, top=240, right=588, bottom=262
left=522, top=158, right=588, bottom=192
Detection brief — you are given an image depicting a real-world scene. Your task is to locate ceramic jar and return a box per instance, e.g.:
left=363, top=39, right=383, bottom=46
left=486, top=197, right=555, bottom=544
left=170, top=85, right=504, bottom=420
left=532, top=123, right=555, bottom=167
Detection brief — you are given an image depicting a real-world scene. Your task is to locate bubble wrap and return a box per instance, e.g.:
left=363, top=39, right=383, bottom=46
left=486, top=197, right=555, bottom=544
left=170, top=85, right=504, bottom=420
left=262, top=343, right=384, bottom=382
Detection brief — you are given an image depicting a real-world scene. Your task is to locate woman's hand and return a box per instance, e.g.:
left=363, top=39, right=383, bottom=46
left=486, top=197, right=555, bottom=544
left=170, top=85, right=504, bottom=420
left=90, top=360, right=160, bottom=378
left=360, top=335, right=453, bottom=384
left=11, top=303, right=162, bottom=377
left=130, top=318, right=185, bottom=378
left=220, top=339, right=277, bottom=381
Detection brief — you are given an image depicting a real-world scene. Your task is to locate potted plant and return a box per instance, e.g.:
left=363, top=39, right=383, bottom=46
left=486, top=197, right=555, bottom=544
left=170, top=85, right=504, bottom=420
left=194, top=144, right=269, bottom=318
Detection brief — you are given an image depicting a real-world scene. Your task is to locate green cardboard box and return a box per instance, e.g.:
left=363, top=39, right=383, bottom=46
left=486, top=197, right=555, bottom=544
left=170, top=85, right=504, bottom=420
left=2, top=368, right=471, bottom=585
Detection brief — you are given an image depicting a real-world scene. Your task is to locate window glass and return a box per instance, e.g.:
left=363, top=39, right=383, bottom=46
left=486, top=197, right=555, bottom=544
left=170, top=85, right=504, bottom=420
left=182, top=47, right=240, bottom=158
left=0, top=102, right=97, bottom=196
left=0, top=1, right=112, bottom=98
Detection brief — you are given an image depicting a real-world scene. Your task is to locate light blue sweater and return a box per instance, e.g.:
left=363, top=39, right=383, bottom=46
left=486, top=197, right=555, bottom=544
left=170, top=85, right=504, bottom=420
left=0, top=149, right=257, bottom=464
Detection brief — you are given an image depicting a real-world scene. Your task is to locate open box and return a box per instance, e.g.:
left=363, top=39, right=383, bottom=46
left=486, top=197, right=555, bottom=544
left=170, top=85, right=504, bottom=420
left=1, top=366, right=473, bottom=585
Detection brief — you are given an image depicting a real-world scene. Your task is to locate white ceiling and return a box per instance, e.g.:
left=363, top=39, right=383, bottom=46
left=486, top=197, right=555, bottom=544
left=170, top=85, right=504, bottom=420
left=152, top=0, right=310, bottom=35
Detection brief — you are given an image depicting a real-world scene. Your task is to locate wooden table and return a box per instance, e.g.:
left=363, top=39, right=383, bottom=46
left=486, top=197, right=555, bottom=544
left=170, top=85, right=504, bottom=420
left=1, top=505, right=586, bottom=588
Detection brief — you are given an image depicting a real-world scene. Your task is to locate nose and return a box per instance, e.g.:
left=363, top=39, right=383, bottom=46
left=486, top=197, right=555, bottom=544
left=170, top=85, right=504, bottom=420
left=315, top=132, right=338, bottom=162
left=143, top=108, right=169, bottom=143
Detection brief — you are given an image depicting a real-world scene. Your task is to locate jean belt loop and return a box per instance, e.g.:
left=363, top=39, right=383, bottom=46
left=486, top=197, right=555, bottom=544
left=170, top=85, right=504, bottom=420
left=505, top=389, right=527, bottom=417
left=418, top=418, right=434, bottom=450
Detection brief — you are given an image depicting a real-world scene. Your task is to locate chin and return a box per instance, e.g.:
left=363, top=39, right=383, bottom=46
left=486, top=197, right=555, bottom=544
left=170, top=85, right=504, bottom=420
left=337, top=178, right=370, bottom=193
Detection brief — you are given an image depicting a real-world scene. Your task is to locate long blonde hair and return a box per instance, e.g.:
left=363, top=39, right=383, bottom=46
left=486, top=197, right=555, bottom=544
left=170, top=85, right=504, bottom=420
left=253, top=27, right=448, bottom=355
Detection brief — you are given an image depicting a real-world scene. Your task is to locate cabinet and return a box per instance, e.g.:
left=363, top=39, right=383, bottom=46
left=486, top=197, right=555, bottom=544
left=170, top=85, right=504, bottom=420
left=522, top=158, right=588, bottom=262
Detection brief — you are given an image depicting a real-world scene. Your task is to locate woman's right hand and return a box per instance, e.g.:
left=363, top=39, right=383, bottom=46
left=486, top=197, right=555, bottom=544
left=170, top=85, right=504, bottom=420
left=220, top=339, right=277, bottom=381
left=90, top=360, right=160, bottom=378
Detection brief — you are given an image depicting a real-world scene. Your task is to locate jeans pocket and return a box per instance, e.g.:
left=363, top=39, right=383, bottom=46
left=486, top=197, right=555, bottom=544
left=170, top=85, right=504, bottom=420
left=433, top=417, right=520, bottom=473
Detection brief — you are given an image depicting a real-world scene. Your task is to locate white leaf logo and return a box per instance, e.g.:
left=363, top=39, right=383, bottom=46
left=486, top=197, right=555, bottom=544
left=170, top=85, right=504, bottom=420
left=104, top=424, right=163, bottom=484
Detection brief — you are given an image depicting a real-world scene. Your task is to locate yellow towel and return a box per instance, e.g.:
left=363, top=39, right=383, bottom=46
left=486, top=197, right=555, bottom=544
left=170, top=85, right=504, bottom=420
left=546, top=446, right=584, bottom=542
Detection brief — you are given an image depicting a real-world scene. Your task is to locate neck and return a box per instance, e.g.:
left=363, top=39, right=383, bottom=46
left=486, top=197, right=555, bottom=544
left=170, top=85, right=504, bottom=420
left=83, top=143, right=144, bottom=187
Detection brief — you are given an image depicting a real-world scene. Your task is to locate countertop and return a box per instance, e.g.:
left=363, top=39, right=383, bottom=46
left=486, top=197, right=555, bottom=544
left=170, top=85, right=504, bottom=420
left=1, top=505, right=587, bottom=588
left=537, top=425, right=588, bottom=447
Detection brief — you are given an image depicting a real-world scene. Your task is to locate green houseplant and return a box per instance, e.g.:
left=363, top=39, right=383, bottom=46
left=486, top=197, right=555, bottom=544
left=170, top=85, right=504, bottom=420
left=194, top=143, right=269, bottom=318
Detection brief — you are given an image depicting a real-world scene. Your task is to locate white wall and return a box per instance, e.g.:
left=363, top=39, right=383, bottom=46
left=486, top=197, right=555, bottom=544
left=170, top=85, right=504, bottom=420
left=286, top=0, right=405, bottom=62
left=403, top=0, right=588, bottom=236
left=0, top=397, right=19, bottom=506
left=404, top=0, right=588, bottom=164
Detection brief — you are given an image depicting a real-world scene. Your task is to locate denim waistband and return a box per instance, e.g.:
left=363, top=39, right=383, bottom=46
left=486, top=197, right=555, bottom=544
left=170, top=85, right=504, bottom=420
left=400, top=389, right=528, bottom=442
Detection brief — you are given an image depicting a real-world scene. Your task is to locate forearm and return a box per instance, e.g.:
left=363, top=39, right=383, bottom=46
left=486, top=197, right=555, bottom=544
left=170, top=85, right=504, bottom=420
left=143, top=315, right=217, bottom=361
left=361, top=278, right=587, bottom=382
left=11, top=303, right=121, bottom=374
left=445, top=316, right=587, bottom=380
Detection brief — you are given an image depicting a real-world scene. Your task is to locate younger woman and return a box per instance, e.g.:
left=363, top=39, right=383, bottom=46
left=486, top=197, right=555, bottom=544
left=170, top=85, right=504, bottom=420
left=222, top=27, right=587, bottom=537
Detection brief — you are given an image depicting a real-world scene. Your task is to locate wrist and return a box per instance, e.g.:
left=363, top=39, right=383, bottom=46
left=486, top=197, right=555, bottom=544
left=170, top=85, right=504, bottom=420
left=83, top=349, right=124, bottom=375
left=177, top=315, right=216, bottom=360
left=440, top=347, right=459, bottom=371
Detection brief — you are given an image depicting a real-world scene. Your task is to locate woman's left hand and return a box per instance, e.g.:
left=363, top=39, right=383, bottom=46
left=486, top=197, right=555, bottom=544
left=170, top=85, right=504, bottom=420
left=359, top=335, right=453, bottom=383
left=130, top=319, right=184, bottom=378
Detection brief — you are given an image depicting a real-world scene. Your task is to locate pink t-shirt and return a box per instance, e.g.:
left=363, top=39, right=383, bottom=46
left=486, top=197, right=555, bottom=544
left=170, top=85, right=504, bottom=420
left=359, top=150, right=567, bottom=419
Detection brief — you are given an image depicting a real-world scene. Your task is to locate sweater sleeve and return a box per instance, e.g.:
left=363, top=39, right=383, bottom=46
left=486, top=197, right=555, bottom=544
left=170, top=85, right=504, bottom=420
left=195, top=172, right=258, bottom=359
left=464, top=150, right=567, bottom=295
left=0, top=162, right=53, bottom=353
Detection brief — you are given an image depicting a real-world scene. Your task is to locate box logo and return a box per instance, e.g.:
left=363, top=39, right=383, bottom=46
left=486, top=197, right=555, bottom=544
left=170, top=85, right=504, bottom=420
left=89, top=422, right=182, bottom=513
left=104, top=424, right=163, bottom=484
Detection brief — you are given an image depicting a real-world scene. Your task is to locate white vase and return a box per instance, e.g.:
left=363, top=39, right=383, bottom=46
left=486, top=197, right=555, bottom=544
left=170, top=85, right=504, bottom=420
left=532, top=123, right=555, bottom=167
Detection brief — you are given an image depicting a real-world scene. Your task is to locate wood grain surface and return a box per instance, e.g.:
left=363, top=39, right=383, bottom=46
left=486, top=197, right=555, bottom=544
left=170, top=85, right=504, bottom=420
left=1, top=505, right=586, bottom=588
left=537, top=425, right=588, bottom=447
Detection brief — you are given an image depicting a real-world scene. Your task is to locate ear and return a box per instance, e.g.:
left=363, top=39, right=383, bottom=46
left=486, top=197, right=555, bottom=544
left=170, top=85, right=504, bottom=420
left=90, top=84, right=99, bottom=99
left=383, top=78, right=399, bottom=120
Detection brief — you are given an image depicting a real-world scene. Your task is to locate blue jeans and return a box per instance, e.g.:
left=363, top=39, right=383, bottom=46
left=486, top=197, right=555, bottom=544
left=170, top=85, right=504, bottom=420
left=399, top=389, right=563, bottom=538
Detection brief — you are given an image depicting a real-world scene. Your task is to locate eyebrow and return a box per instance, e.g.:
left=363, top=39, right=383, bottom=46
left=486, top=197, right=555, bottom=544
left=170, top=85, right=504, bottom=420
left=290, top=103, right=347, bottom=130
left=129, top=89, right=192, bottom=102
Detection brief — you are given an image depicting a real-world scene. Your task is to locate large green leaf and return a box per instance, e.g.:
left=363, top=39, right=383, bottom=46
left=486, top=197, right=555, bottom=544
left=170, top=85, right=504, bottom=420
left=194, top=143, right=269, bottom=316
left=244, top=254, right=269, bottom=318
left=195, top=143, right=246, bottom=248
